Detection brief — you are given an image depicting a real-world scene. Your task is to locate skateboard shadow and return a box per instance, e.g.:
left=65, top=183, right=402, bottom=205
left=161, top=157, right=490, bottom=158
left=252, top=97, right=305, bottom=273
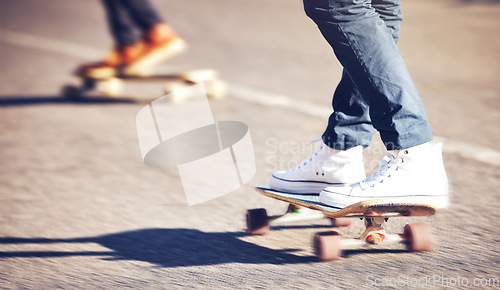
left=342, top=248, right=408, bottom=258
left=0, top=228, right=315, bottom=267
left=0, top=95, right=144, bottom=107
left=271, top=224, right=334, bottom=231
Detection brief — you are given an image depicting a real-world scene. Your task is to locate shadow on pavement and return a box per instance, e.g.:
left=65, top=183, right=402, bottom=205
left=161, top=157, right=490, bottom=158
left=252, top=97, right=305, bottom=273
left=0, top=228, right=315, bottom=267
left=0, top=95, right=145, bottom=107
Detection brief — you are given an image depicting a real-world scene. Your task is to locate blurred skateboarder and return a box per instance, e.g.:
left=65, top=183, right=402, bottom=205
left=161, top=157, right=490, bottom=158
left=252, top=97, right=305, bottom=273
left=78, top=0, right=186, bottom=78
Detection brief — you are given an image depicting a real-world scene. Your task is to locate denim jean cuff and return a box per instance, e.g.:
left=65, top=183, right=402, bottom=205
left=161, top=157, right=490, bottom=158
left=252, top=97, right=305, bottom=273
left=380, top=123, right=433, bottom=150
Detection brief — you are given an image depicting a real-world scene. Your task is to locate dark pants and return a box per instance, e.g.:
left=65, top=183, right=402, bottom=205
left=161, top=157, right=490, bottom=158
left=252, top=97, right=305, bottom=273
left=102, top=0, right=164, bottom=47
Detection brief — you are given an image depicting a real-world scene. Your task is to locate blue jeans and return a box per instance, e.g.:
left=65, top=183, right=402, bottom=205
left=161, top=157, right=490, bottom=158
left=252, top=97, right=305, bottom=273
left=304, top=0, right=433, bottom=150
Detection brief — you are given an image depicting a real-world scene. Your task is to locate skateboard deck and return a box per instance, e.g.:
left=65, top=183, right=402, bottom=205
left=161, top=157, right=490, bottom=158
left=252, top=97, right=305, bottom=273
left=62, top=69, right=225, bottom=100
left=256, top=186, right=437, bottom=218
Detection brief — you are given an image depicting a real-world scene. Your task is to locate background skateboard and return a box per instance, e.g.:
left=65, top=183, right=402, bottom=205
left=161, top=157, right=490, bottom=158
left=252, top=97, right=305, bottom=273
left=62, top=69, right=225, bottom=100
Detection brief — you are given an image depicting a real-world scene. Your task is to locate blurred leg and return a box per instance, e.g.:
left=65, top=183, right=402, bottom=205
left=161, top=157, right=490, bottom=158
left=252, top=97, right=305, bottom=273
left=322, top=0, right=403, bottom=150
left=101, top=0, right=138, bottom=47
left=114, top=0, right=186, bottom=76
left=121, top=0, right=164, bottom=32
left=306, top=0, right=432, bottom=150
left=76, top=0, right=140, bottom=78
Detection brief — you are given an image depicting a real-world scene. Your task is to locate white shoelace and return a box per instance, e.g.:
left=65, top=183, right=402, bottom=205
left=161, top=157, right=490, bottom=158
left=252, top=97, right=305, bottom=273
left=356, top=154, right=402, bottom=190
left=293, top=138, right=323, bottom=171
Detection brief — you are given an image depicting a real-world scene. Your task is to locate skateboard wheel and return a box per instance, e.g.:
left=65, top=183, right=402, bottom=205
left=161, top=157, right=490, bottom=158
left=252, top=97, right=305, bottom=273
left=183, top=69, right=218, bottom=83
left=246, top=208, right=269, bottom=235
left=164, top=82, right=189, bottom=102
left=205, top=79, right=226, bottom=99
left=330, top=217, right=353, bottom=227
left=61, top=85, right=84, bottom=98
left=97, top=78, right=123, bottom=97
left=404, top=222, right=433, bottom=251
left=313, top=231, right=342, bottom=261
left=82, top=78, right=97, bottom=90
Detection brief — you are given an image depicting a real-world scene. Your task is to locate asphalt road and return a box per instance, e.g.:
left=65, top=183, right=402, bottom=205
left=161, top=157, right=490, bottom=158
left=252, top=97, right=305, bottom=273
left=0, top=0, right=499, bottom=288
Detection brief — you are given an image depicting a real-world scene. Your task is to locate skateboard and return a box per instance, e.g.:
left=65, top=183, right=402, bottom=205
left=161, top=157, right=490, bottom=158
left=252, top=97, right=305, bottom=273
left=246, top=186, right=437, bottom=261
left=61, top=69, right=225, bottom=100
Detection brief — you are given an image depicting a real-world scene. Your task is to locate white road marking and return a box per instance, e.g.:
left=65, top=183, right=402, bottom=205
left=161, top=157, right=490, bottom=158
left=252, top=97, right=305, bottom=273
left=227, top=84, right=332, bottom=118
left=0, top=29, right=102, bottom=59
left=1, top=29, right=499, bottom=167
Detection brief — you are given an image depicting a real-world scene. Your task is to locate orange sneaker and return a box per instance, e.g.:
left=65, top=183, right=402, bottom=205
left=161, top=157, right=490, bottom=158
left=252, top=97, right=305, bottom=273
left=122, top=23, right=187, bottom=76
left=78, top=23, right=186, bottom=78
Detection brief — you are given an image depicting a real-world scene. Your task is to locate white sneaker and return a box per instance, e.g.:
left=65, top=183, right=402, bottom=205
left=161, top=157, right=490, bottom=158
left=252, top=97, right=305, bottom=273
left=269, top=141, right=366, bottom=194
left=319, top=142, right=450, bottom=208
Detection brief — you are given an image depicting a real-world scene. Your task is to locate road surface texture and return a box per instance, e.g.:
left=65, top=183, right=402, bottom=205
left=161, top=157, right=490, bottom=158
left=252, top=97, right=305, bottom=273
left=0, top=0, right=499, bottom=288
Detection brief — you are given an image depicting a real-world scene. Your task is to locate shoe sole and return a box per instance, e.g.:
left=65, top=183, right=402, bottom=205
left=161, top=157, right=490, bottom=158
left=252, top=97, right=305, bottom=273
left=269, top=175, right=346, bottom=194
left=320, top=191, right=450, bottom=209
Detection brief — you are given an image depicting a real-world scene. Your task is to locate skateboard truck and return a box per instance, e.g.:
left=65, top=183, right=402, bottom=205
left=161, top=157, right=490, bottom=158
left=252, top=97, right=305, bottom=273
left=361, top=217, right=387, bottom=245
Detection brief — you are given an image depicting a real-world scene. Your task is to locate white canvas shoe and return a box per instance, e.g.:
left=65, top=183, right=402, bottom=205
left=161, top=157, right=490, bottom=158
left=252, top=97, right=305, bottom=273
left=319, top=142, right=450, bottom=208
left=269, top=141, right=366, bottom=194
